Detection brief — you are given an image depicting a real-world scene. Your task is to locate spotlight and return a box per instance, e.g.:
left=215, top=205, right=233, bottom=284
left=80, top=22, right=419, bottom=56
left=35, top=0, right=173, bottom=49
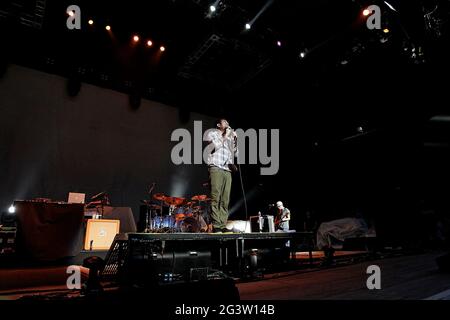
left=363, top=9, right=371, bottom=16
left=383, top=28, right=390, bottom=33
left=210, top=5, right=216, bottom=12
left=133, top=35, right=140, bottom=42
left=8, top=205, right=15, bottom=214
left=105, top=25, right=111, bottom=31
left=88, top=19, right=94, bottom=25
left=146, top=40, right=153, bottom=47
left=67, top=11, right=74, bottom=17
left=299, top=51, right=306, bottom=59
left=245, top=23, right=251, bottom=30
left=276, top=40, right=282, bottom=47
left=160, top=46, right=166, bottom=52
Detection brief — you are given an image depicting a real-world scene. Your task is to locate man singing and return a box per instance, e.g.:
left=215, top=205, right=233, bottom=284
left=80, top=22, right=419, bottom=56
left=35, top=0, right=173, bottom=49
left=205, top=119, right=237, bottom=233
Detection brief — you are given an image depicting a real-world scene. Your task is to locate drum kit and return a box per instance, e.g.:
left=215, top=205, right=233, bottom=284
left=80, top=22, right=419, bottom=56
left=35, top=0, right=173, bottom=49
left=141, top=192, right=211, bottom=233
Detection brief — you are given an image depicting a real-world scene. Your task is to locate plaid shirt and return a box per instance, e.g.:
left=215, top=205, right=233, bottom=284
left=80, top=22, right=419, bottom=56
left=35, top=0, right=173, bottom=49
left=205, top=129, right=237, bottom=171
left=278, top=208, right=291, bottom=221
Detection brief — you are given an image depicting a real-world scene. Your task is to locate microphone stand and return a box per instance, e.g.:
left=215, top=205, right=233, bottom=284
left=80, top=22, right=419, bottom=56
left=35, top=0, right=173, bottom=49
left=147, top=183, right=156, bottom=232
left=230, top=128, right=249, bottom=233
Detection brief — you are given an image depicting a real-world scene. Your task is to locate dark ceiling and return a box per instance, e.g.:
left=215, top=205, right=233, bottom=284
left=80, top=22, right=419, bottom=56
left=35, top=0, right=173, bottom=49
left=1, top=0, right=450, bottom=136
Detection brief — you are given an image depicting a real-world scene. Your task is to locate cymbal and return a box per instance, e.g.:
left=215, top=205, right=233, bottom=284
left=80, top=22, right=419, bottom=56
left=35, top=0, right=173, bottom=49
left=191, top=195, right=211, bottom=201
left=183, top=201, right=194, bottom=207
left=164, top=196, right=185, bottom=206
left=140, top=200, right=162, bottom=210
left=153, top=193, right=166, bottom=201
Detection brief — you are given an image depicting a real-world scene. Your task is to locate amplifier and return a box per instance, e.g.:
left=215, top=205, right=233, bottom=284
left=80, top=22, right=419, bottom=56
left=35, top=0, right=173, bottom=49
left=249, top=215, right=275, bottom=232
left=84, top=219, right=120, bottom=250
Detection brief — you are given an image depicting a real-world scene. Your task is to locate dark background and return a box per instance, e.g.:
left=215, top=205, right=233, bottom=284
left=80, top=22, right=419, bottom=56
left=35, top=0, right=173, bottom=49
left=0, top=64, right=215, bottom=221
left=1, top=0, right=450, bottom=246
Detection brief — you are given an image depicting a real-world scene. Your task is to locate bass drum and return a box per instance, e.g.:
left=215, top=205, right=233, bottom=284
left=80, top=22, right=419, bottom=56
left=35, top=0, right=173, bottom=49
left=177, top=215, right=208, bottom=233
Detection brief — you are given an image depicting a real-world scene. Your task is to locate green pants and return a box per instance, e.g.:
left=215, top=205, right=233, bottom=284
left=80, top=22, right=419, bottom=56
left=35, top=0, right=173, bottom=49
left=209, top=166, right=232, bottom=229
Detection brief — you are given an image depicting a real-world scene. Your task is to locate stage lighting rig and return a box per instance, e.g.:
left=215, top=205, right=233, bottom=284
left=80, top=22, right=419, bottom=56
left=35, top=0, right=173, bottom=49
left=423, top=1, right=450, bottom=38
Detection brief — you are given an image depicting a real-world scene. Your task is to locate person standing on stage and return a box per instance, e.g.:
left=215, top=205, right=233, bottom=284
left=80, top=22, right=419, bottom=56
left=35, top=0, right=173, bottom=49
left=205, top=119, right=237, bottom=233
left=275, top=201, right=291, bottom=231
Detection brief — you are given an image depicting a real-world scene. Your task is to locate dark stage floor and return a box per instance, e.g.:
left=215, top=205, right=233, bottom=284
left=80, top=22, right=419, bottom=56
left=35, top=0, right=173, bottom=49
left=2, top=251, right=449, bottom=300
left=237, top=252, right=450, bottom=300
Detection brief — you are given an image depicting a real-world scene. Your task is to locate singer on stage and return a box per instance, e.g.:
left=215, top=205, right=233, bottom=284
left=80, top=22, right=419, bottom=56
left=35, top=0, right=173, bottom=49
left=206, top=119, right=238, bottom=233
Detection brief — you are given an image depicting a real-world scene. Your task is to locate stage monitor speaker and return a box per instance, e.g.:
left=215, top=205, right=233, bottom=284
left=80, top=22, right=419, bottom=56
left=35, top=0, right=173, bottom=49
left=84, top=219, right=120, bottom=250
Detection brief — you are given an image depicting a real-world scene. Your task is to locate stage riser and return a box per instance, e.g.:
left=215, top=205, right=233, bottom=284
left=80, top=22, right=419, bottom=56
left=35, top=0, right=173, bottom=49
left=100, top=232, right=313, bottom=286
left=127, top=241, right=213, bottom=285
left=123, top=236, right=294, bottom=285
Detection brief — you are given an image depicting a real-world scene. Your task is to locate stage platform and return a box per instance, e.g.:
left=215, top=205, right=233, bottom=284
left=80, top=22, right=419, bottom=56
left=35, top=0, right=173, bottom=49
left=126, top=231, right=315, bottom=263
left=126, top=231, right=314, bottom=241
left=101, top=231, right=315, bottom=284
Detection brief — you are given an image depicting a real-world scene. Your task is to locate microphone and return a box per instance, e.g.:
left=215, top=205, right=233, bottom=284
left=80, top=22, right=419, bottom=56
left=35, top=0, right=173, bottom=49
left=227, top=127, right=237, bottom=139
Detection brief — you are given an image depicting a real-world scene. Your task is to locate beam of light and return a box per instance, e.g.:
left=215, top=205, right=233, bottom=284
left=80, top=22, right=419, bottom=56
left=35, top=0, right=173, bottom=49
left=228, top=187, right=259, bottom=217
left=341, top=129, right=377, bottom=142
left=383, top=28, right=390, bottom=33
left=105, top=25, right=111, bottom=31
left=146, top=40, right=153, bottom=47
left=169, top=168, right=191, bottom=198
left=245, top=0, right=274, bottom=30
left=133, top=35, right=140, bottom=42
left=423, top=142, right=450, bottom=148
left=384, top=1, right=398, bottom=12
left=160, top=46, right=166, bottom=52
left=251, top=0, right=274, bottom=24
left=67, top=11, right=74, bottom=17
left=363, top=9, right=371, bottom=16
left=430, top=115, right=450, bottom=122
left=88, top=19, right=94, bottom=25
left=206, top=0, right=220, bottom=18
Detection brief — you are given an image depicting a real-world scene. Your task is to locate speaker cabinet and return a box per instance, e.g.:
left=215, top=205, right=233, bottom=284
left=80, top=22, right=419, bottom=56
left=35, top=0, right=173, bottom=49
left=84, top=219, right=120, bottom=250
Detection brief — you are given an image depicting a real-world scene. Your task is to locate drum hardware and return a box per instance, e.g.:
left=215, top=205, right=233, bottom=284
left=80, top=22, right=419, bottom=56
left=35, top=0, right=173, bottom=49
left=86, top=191, right=110, bottom=219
